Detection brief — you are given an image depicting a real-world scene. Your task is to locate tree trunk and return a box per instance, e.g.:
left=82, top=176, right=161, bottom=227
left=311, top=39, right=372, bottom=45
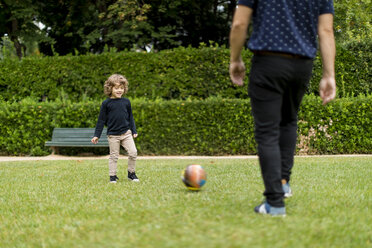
left=11, top=36, right=23, bottom=59
left=10, top=19, right=23, bottom=59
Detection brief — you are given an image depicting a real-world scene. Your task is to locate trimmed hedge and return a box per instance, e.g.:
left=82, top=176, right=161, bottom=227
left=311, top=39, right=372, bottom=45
left=0, top=95, right=370, bottom=156
left=0, top=45, right=370, bottom=102
left=298, top=95, right=372, bottom=154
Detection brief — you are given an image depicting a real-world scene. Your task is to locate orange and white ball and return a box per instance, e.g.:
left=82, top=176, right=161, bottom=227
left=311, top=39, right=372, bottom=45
left=181, top=164, right=207, bottom=190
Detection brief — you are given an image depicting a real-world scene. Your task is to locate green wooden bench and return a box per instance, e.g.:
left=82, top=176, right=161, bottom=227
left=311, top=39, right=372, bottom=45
left=45, top=128, right=108, bottom=154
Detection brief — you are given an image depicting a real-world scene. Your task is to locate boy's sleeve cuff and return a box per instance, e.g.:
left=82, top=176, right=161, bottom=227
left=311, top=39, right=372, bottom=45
left=237, top=0, right=255, bottom=8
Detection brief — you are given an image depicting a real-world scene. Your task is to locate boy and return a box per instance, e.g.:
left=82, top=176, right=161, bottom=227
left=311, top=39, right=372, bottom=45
left=91, top=74, right=139, bottom=183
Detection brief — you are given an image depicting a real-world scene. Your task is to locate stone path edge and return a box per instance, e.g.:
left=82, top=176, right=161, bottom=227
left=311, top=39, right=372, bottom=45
left=0, top=154, right=371, bottom=162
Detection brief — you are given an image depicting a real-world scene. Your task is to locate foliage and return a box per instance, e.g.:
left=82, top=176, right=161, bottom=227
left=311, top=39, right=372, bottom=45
left=0, top=0, right=49, bottom=58
left=0, top=45, right=240, bottom=101
left=334, top=0, right=372, bottom=47
left=95, top=0, right=151, bottom=51
left=298, top=94, right=372, bottom=154
left=0, top=95, right=370, bottom=156
left=35, top=0, right=151, bottom=55
left=0, top=36, right=17, bottom=59
left=0, top=0, right=370, bottom=57
left=0, top=45, right=370, bottom=102
left=33, top=0, right=234, bottom=55
left=141, top=0, right=236, bottom=51
left=310, top=43, right=371, bottom=97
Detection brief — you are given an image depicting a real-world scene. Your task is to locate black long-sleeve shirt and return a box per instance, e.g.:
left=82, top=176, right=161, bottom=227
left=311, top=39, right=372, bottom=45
left=94, top=98, right=137, bottom=138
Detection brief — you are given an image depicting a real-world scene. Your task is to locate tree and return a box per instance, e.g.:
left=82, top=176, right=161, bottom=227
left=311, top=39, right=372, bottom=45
left=34, top=0, right=95, bottom=55
left=2, top=0, right=236, bottom=56
left=89, top=0, right=151, bottom=52
left=142, top=0, right=236, bottom=50
left=35, top=0, right=151, bottom=55
left=0, top=0, right=46, bottom=59
left=5, top=0, right=369, bottom=57
left=35, top=0, right=236, bottom=55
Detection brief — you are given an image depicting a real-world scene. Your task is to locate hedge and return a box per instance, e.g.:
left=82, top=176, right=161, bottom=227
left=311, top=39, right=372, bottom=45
left=0, top=95, right=370, bottom=156
left=0, top=45, right=370, bottom=102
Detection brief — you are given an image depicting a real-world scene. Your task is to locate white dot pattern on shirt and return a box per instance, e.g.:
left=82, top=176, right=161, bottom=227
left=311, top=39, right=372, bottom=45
left=238, top=0, right=334, bottom=58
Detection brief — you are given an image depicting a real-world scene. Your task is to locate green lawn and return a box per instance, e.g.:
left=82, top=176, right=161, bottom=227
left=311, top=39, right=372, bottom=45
left=0, top=156, right=371, bottom=248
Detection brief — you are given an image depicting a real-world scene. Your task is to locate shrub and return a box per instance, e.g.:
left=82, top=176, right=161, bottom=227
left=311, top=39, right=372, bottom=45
left=0, top=95, right=370, bottom=156
left=310, top=43, right=371, bottom=98
left=0, top=45, right=370, bottom=101
left=298, top=94, right=372, bottom=154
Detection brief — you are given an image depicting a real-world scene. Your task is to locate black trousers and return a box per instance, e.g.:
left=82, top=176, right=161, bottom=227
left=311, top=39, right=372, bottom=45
left=249, top=54, right=313, bottom=207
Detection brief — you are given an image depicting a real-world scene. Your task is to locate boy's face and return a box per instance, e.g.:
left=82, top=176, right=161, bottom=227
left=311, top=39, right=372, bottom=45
left=111, top=84, right=125, bottom=98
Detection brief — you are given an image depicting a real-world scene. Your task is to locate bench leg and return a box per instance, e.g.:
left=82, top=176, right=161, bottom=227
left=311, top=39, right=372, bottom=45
left=51, top=147, right=59, bottom=155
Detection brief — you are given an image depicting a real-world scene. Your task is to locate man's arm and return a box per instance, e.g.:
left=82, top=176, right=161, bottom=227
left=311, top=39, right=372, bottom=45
left=229, top=5, right=253, bottom=86
left=318, top=13, right=336, bottom=105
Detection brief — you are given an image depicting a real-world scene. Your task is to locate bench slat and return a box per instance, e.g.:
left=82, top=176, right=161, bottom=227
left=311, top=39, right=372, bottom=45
left=45, top=142, right=109, bottom=147
left=49, top=138, right=107, bottom=142
left=45, top=128, right=109, bottom=148
left=51, top=129, right=106, bottom=133
left=51, top=129, right=106, bottom=138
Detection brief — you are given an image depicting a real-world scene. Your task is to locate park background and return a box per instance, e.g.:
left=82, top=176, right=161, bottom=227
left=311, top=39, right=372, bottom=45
left=0, top=0, right=371, bottom=156
left=1, top=1, right=371, bottom=248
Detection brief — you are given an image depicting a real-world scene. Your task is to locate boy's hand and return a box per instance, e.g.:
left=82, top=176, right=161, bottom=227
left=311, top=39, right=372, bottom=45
left=91, top=137, right=99, bottom=144
left=133, top=133, right=138, bottom=138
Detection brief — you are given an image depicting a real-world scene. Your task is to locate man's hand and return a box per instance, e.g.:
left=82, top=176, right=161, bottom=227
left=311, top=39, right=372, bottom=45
left=133, top=133, right=138, bottom=138
left=319, top=77, right=336, bottom=105
left=91, top=137, right=99, bottom=144
left=229, top=60, right=246, bottom=86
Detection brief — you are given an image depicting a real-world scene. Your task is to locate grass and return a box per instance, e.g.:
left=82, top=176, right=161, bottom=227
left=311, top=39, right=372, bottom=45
left=0, top=156, right=371, bottom=248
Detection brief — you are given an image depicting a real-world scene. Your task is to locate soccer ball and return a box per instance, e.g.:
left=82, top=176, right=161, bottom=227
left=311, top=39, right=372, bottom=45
left=181, top=164, right=207, bottom=191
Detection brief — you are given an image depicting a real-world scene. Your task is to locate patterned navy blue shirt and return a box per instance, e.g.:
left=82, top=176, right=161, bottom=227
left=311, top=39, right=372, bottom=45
left=237, top=0, right=334, bottom=58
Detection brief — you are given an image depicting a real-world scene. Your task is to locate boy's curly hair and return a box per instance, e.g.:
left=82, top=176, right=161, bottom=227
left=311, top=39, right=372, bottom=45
left=104, top=74, right=129, bottom=97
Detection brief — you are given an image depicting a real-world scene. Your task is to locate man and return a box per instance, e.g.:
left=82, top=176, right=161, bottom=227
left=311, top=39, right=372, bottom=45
left=229, top=0, right=336, bottom=216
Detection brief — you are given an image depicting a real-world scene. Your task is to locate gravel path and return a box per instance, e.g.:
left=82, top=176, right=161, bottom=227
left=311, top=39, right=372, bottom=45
left=0, top=154, right=370, bottom=162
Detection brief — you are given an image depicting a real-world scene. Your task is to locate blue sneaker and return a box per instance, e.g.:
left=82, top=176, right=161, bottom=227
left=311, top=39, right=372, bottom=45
left=283, top=183, right=293, bottom=198
left=254, top=202, right=286, bottom=216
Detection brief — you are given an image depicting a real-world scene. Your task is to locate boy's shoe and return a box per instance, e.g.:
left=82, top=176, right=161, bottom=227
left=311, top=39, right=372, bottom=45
left=254, top=202, right=286, bottom=216
left=283, top=182, right=293, bottom=198
left=128, top=171, right=140, bottom=182
left=110, top=175, right=119, bottom=183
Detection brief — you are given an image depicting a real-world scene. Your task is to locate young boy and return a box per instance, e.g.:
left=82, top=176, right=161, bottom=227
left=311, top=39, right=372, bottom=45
left=91, top=74, right=139, bottom=183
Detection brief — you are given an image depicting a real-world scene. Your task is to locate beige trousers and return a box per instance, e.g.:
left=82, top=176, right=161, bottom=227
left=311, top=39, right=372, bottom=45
left=107, top=130, right=137, bottom=176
